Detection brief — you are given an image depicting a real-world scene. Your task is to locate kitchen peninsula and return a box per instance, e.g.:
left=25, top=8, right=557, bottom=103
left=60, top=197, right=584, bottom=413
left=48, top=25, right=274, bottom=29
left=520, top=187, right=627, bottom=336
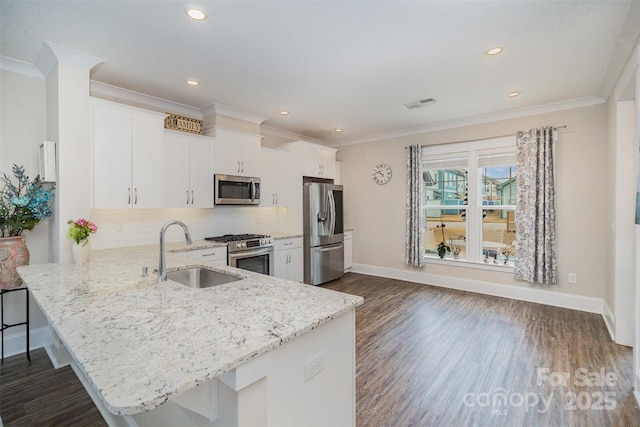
left=17, top=243, right=362, bottom=426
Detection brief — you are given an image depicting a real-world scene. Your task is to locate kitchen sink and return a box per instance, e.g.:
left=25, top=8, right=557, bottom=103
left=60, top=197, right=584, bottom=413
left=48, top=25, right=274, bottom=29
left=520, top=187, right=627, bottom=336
left=166, top=267, right=241, bottom=288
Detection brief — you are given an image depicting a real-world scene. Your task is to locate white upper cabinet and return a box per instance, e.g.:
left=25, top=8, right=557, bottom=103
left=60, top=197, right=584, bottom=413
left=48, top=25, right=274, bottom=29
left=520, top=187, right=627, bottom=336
left=260, top=147, right=297, bottom=207
left=92, top=99, right=165, bottom=209
left=213, top=128, right=261, bottom=177
left=293, top=142, right=337, bottom=179
left=164, top=130, right=213, bottom=208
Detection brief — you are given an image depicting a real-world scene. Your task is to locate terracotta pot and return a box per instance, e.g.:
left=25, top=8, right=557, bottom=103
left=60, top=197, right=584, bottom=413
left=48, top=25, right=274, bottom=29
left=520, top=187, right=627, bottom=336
left=0, top=236, right=30, bottom=289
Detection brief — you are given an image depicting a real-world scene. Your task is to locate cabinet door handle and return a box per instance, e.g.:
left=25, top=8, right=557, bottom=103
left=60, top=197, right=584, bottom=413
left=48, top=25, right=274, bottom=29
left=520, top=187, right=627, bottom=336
left=241, top=161, right=244, bottom=173
left=191, top=190, right=194, bottom=205
left=275, top=193, right=278, bottom=205
left=237, top=160, right=241, bottom=173
left=128, top=188, right=131, bottom=205
left=186, top=190, right=190, bottom=205
left=134, top=188, right=138, bottom=204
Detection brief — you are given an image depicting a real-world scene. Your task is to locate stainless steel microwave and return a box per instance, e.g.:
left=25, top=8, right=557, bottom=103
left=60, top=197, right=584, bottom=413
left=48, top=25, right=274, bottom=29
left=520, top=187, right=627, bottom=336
left=214, top=174, right=261, bottom=205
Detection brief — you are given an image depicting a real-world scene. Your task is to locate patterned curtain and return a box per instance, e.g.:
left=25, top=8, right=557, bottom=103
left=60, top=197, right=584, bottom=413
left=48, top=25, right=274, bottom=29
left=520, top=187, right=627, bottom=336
left=406, top=144, right=425, bottom=267
left=514, top=127, right=558, bottom=284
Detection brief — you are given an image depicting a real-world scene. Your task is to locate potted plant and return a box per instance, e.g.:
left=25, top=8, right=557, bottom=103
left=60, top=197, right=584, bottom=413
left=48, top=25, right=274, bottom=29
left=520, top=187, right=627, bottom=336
left=435, top=222, right=450, bottom=259
left=67, top=218, right=98, bottom=264
left=0, top=164, right=55, bottom=288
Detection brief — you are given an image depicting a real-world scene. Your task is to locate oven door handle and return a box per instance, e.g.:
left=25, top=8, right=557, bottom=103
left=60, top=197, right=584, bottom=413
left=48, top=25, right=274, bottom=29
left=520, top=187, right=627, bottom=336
left=229, top=247, right=273, bottom=259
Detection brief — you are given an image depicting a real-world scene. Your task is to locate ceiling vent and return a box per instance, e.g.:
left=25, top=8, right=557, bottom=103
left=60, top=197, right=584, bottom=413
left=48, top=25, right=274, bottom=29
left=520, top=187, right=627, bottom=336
left=404, top=97, right=436, bottom=109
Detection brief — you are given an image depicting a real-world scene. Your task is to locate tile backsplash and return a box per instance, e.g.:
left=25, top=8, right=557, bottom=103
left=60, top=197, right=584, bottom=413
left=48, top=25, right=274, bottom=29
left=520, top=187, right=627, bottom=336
left=90, top=207, right=290, bottom=250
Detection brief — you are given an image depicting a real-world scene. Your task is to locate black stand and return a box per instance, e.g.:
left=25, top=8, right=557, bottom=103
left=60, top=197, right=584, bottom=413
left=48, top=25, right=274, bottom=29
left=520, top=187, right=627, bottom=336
left=1, top=287, right=30, bottom=363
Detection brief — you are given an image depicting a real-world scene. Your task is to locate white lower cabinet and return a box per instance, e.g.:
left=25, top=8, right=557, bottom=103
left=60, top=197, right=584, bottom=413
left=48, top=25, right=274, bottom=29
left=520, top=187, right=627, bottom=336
left=344, top=230, right=353, bottom=272
left=182, top=247, right=228, bottom=266
left=274, top=237, right=303, bottom=282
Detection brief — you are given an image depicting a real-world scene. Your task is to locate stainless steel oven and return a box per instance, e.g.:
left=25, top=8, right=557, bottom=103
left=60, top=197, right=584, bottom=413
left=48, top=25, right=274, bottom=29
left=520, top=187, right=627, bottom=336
left=229, top=246, right=274, bottom=276
left=205, top=234, right=274, bottom=276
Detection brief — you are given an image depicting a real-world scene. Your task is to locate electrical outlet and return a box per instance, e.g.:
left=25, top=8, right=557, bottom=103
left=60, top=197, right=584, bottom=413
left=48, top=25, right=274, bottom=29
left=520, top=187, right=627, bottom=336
left=400, top=254, right=406, bottom=262
left=568, top=273, right=577, bottom=284
left=115, top=222, right=124, bottom=232
left=304, top=352, right=324, bottom=381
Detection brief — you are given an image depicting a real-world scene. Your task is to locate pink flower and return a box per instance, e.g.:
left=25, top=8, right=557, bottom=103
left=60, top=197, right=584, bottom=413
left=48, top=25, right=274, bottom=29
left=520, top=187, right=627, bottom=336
left=77, top=218, right=87, bottom=227
left=88, top=222, right=97, bottom=233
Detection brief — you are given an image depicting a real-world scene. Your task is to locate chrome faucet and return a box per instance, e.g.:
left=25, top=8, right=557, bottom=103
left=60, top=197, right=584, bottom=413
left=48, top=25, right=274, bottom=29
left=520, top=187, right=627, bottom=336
left=158, top=220, right=193, bottom=283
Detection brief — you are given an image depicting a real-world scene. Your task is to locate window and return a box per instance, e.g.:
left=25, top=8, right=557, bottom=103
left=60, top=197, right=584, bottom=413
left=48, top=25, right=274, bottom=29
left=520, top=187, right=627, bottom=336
left=422, top=136, right=516, bottom=266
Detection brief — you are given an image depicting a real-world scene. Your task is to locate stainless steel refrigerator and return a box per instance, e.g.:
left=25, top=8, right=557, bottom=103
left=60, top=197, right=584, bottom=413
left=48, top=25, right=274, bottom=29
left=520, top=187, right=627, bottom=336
left=303, top=182, right=344, bottom=285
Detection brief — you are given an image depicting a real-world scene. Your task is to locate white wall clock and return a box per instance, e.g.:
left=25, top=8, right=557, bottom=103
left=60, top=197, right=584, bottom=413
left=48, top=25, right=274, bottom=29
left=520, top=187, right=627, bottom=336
left=372, top=163, right=392, bottom=185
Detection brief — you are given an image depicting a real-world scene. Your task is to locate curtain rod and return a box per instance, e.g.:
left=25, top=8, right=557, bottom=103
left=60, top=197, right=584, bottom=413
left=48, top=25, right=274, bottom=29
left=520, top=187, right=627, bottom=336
left=405, top=125, right=567, bottom=148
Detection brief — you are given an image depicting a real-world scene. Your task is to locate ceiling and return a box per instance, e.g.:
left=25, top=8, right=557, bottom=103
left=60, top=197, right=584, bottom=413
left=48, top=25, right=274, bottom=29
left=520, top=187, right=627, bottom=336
left=1, top=1, right=638, bottom=146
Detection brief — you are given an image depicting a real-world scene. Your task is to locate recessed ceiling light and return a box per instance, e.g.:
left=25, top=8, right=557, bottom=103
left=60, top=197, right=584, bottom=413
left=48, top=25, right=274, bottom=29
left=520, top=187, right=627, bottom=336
left=185, top=5, right=207, bottom=21
left=335, top=129, right=343, bottom=133
left=280, top=111, right=289, bottom=116
left=486, top=47, right=503, bottom=56
left=508, top=91, right=520, bottom=97
left=185, top=79, right=200, bottom=87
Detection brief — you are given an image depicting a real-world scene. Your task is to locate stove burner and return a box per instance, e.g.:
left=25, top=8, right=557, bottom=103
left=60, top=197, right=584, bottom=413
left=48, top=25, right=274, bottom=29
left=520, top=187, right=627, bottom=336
left=205, top=233, right=274, bottom=252
left=205, top=234, right=270, bottom=243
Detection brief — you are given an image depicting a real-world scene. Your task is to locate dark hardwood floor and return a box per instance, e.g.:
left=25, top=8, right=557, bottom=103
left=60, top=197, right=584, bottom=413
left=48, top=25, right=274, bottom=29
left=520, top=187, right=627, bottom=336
left=1, top=272, right=638, bottom=426
left=324, top=273, right=640, bottom=427
left=0, top=348, right=106, bottom=426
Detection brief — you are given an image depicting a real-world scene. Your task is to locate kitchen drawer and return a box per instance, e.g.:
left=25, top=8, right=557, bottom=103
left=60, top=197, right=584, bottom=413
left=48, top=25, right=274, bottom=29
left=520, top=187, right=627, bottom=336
left=274, top=237, right=302, bottom=251
left=183, top=247, right=228, bottom=264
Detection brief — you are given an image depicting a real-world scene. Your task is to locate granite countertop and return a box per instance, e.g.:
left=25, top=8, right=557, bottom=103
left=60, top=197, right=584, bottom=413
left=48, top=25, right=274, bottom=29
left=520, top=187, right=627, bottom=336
left=17, top=244, right=363, bottom=416
left=269, top=232, right=303, bottom=240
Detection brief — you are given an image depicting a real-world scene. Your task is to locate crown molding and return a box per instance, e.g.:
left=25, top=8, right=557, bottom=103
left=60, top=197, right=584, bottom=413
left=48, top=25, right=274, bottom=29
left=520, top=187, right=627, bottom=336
left=260, top=125, right=326, bottom=145
left=200, top=102, right=268, bottom=125
left=90, top=80, right=202, bottom=118
left=0, top=55, right=43, bottom=79
left=35, top=41, right=104, bottom=78
left=599, top=0, right=640, bottom=100
left=329, top=96, right=605, bottom=148
left=210, top=125, right=264, bottom=140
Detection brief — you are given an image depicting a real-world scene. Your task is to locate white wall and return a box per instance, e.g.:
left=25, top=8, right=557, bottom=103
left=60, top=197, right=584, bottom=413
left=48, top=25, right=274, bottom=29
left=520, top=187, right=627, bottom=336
left=0, top=69, right=51, bottom=264
left=338, top=103, right=609, bottom=301
left=0, top=69, right=49, bottom=349
left=89, top=207, right=287, bottom=249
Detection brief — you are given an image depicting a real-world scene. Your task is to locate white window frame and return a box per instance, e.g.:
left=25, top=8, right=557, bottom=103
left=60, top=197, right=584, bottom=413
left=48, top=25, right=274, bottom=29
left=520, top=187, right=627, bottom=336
left=422, top=136, right=516, bottom=266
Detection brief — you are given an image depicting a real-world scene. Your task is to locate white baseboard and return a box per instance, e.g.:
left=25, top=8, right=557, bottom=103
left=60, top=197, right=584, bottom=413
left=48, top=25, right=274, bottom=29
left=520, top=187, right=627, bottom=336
left=1, top=326, right=47, bottom=359
left=351, top=263, right=604, bottom=314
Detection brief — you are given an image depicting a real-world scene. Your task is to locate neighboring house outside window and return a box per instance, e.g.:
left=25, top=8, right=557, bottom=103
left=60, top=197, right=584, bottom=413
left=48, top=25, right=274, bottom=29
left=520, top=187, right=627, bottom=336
left=422, top=136, right=517, bottom=266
